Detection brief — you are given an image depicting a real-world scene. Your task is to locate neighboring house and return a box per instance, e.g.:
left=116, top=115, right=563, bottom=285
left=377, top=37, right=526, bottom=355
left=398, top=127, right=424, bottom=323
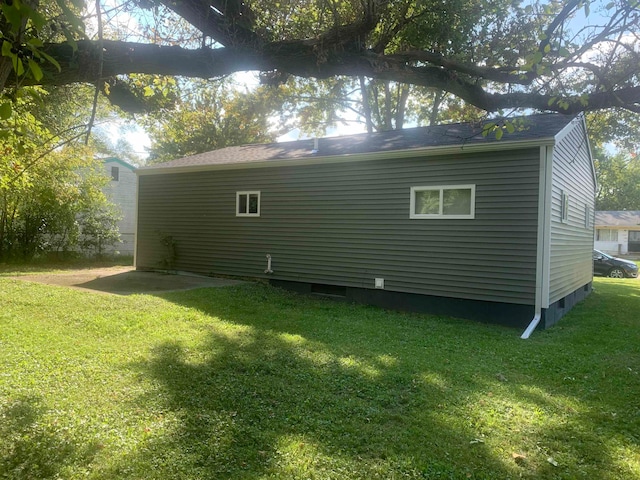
left=594, top=211, right=640, bottom=255
left=103, top=158, right=137, bottom=255
left=135, top=114, right=595, bottom=334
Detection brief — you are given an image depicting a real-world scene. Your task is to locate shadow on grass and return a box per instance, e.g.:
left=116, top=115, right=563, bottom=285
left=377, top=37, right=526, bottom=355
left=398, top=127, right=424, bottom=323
left=103, top=282, right=640, bottom=478
left=0, top=396, right=101, bottom=480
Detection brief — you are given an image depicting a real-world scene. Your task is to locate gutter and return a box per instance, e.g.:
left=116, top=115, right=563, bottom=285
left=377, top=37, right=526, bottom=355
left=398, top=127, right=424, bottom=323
left=136, top=138, right=556, bottom=176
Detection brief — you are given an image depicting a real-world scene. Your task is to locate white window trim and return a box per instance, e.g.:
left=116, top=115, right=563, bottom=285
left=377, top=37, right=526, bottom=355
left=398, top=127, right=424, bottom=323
left=584, top=205, right=592, bottom=229
left=410, top=184, right=476, bottom=219
left=236, top=191, right=261, bottom=217
left=596, top=228, right=618, bottom=242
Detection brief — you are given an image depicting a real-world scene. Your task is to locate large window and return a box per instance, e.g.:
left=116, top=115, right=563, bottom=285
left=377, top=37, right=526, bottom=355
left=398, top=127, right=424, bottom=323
left=236, top=191, right=260, bottom=217
left=596, top=229, right=618, bottom=242
left=410, top=185, right=475, bottom=219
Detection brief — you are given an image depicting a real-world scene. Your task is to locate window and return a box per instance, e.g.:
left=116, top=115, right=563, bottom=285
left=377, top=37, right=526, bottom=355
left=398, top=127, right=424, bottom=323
left=111, top=166, right=119, bottom=181
left=584, top=205, right=592, bottom=229
left=561, top=191, right=569, bottom=223
left=596, top=229, right=618, bottom=242
left=410, top=185, right=475, bottom=219
left=236, top=191, right=260, bottom=217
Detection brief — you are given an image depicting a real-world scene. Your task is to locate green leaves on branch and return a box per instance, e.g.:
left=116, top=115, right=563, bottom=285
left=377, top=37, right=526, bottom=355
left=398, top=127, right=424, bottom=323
left=1, top=0, right=81, bottom=88
left=482, top=119, right=520, bottom=140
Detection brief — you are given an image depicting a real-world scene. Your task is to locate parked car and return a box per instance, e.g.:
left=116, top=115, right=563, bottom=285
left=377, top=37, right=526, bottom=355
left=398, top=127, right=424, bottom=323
left=593, top=250, right=639, bottom=278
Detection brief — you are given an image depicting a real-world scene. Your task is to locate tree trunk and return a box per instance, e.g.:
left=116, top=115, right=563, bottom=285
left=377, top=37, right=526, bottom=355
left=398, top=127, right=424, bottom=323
left=359, top=76, right=374, bottom=134
left=395, top=84, right=410, bottom=130
left=429, top=90, right=445, bottom=126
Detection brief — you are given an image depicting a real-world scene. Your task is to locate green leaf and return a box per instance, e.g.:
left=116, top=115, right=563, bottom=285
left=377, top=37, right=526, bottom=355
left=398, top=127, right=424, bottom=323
left=558, top=47, right=571, bottom=57
left=143, top=86, right=154, bottom=97
left=28, top=58, right=43, bottom=81
left=495, top=128, right=503, bottom=140
left=531, top=52, right=543, bottom=64
left=37, top=50, right=61, bottom=71
left=505, top=122, right=515, bottom=134
left=26, top=8, right=47, bottom=29
left=544, top=44, right=551, bottom=53
left=548, top=96, right=557, bottom=106
left=12, top=56, right=25, bottom=76
left=0, top=102, right=11, bottom=120
left=1, top=4, right=23, bottom=32
left=482, top=122, right=496, bottom=137
left=62, top=28, right=78, bottom=51
left=2, top=40, right=13, bottom=58
left=27, top=38, right=44, bottom=48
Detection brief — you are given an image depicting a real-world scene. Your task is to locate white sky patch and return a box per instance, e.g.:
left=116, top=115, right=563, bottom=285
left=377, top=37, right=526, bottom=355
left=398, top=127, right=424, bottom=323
left=84, top=0, right=147, bottom=40
left=96, top=120, right=151, bottom=159
left=123, top=125, right=152, bottom=153
left=277, top=123, right=368, bottom=142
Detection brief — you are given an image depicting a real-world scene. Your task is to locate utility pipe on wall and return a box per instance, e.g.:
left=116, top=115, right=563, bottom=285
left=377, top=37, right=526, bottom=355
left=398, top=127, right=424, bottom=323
left=265, top=254, right=273, bottom=274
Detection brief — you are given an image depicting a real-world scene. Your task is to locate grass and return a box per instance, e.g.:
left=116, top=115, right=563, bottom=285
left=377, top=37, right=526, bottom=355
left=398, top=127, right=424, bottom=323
left=1, top=271, right=639, bottom=479
left=0, top=255, right=133, bottom=275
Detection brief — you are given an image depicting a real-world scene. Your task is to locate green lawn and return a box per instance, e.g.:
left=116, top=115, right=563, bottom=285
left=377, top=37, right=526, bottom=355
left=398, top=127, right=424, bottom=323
left=1, top=272, right=639, bottom=479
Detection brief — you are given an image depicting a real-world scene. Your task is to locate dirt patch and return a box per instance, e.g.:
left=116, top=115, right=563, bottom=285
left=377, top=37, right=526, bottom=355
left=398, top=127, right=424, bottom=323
left=8, top=267, right=244, bottom=295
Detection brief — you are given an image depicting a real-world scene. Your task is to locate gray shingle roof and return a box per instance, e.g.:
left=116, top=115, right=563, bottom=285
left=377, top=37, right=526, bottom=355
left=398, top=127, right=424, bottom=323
left=141, top=113, right=577, bottom=171
left=596, top=211, right=640, bottom=227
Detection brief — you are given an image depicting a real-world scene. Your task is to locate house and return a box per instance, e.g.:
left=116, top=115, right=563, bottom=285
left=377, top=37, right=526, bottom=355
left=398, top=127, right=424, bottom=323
left=135, top=114, right=596, bottom=334
left=102, top=158, right=137, bottom=255
left=594, top=211, right=640, bottom=255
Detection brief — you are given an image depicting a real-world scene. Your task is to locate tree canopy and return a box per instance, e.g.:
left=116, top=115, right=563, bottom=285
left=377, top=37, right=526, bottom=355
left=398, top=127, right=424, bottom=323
left=1, top=0, right=640, bottom=118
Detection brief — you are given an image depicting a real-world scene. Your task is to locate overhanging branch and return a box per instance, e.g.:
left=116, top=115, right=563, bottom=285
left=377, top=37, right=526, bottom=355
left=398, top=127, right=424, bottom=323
left=9, top=39, right=640, bottom=115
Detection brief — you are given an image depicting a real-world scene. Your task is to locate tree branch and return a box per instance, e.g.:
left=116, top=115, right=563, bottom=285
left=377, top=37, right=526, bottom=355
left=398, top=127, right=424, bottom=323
left=9, top=39, right=640, bottom=115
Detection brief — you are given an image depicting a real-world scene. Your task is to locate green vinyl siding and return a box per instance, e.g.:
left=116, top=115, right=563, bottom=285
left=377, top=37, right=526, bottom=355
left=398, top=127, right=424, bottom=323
left=137, top=149, right=541, bottom=304
left=548, top=119, right=595, bottom=305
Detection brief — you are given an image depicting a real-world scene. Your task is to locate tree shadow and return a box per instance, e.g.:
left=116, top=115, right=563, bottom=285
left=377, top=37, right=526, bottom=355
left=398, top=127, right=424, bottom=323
left=119, top=335, right=508, bottom=478
left=106, top=283, right=638, bottom=478
left=0, top=396, right=101, bottom=479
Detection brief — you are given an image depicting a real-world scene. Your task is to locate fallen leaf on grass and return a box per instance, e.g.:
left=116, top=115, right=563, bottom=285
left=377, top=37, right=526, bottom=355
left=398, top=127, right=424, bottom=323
left=547, top=456, right=559, bottom=467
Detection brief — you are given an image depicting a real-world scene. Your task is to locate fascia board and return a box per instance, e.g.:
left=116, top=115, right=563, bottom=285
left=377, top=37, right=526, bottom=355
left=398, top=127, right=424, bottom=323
left=103, top=157, right=137, bottom=171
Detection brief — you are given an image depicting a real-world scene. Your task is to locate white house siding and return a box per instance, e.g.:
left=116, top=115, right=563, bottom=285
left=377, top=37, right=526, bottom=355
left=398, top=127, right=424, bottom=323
left=593, top=211, right=640, bottom=255
left=547, top=117, right=595, bottom=305
left=103, top=159, right=137, bottom=255
left=594, top=229, right=626, bottom=255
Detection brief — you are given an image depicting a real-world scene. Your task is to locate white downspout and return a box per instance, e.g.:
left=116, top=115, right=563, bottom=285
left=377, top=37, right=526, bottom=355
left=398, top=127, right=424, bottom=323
left=520, top=313, right=541, bottom=339
left=522, top=144, right=552, bottom=339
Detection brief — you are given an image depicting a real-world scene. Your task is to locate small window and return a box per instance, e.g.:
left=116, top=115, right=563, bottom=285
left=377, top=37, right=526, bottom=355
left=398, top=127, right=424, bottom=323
left=236, top=191, right=260, bottom=217
left=410, top=185, right=475, bottom=219
left=111, top=166, right=119, bottom=181
left=561, top=191, right=569, bottom=223
left=584, top=205, right=592, bottom=229
left=596, top=229, right=618, bottom=242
